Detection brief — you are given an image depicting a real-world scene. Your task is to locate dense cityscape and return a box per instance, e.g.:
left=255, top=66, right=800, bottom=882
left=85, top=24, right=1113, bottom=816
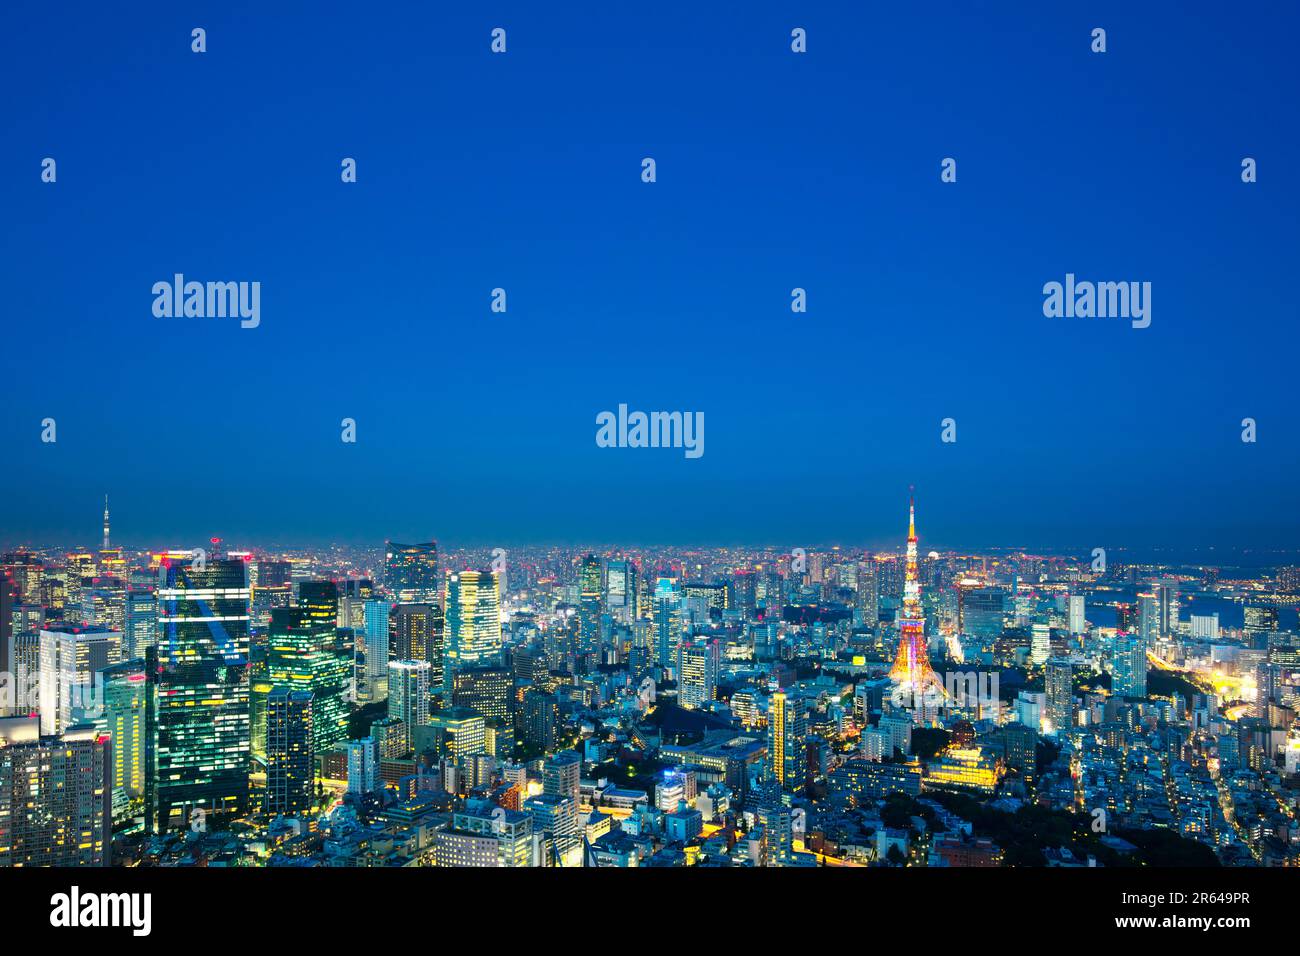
left=2, top=496, right=1298, bottom=870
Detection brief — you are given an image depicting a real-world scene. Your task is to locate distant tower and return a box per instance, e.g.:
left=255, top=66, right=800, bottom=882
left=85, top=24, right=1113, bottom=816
left=102, top=495, right=110, bottom=549
left=888, top=492, right=942, bottom=717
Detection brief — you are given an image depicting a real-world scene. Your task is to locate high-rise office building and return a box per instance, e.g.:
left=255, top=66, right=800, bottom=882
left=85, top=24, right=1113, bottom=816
left=1044, top=658, right=1073, bottom=736
left=543, top=749, right=582, bottom=807
left=102, top=659, right=147, bottom=822
left=1031, top=623, right=1052, bottom=665
left=451, top=667, right=512, bottom=723
left=424, top=707, right=488, bottom=761
left=267, top=593, right=349, bottom=753
left=346, top=737, right=378, bottom=796
left=0, top=716, right=112, bottom=866
left=855, top=560, right=878, bottom=625
left=606, top=557, right=638, bottom=622
left=385, top=541, right=439, bottom=603
left=730, top=569, right=757, bottom=619
left=362, top=599, right=391, bottom=700
left=767, top=689, right=807, bottom=792
left=444, top=571, right=502, bottom=692
left=964, top=588, right=1007, bottom=639
left=387, top=659, right=431, bottom=754
left=677, top=639, right=720, bottom=710
left=521, top=691, right=558, bottom=751
left=1244, top=605, right=1279, bottom=636
left=1067, top=595, right=1086, bottom=635
left=390, top=602, right=445, bottom=690
left=123, top=588, right=158, bottom=660
left=38, top=623, right=122, bottom=735
left=577, top=555, right=603, bottom=655
left=147, top=557, right=252, bottom=833
left=1112, top=634, right=1148, bottom=698
left=652, top=578, right=682, bottom=669
left=1156, top=581, right=1179, bottom=638
left=1137, top=592, right=1159, bottom=645
left=265, top=687, right=314, bottom=816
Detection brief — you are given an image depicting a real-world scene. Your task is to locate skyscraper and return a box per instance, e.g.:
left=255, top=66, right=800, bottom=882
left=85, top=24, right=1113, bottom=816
left=38, top=623, right=122, bottom=735
left=390, top=602, right=444, bottom=689
left=577, top=554, right=603, bottom=656
left=124, top=587, right=158, bottom=660
left=267, top=586, right=349, bottom=753
left=346, top=737, right=378, bottom=796
left=387, top=659, right=430, bottom=753
left=1044, top=658, right=1073, bottom=736
left=385, top=541, right=439, bottom=603
left=767, top=689, right=807, bottom=793
left=147, top=556, right=251, bottom=833
left=677, top=639, right=720, bottom=710
left=652, top=577, right=682, bottom=669
left=1067, top=594, right=1085, bottom=635
left=1137, top=591, right=1159, bottom=645
left=444, top=571, right=502, bottom=692
left=0, top=717, right=112, bottom=867
left=362, top=599, right=391, bottom=701
left=1112, top=633, right=1148, bottom=698
left=855, top=560, right=878, bottom=625
left=265, top=687, right=314, bottom=816
left=606, top=557, right=638, bottom=623
left=102, top=659, right=147, bottom=822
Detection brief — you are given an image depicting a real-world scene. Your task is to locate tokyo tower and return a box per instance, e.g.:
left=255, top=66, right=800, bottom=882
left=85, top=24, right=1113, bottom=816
left=888, top=492, right=942, bottom=713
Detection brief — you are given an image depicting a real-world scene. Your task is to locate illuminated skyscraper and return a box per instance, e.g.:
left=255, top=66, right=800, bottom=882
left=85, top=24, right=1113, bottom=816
left=387, top=659, right=430, bottom=753
left=730, top=569, right=757, bottom=619
left=1031, top=623, right=1051, bottom=665
left=385, top=541, right=439, bottom=603
left=606, top=557, right=638, bottom=623
left=362, top=599, right=391, bottom=701
left=123, top=588, right=158, bottom=660
left=390, top=602, right=444, bottom=689
left=677, top=639, right=720, bottom=710
left=0, top=717, right=111, bottom=866
left=1244, top=604, right=1279, bottom=636
left=147, top=556, right=251, bottom=833
left=267, top=591, right=350, bottom=753
left=578, top=554, right=603, bottom=655
left=102, top=659, right=147, bottom=823
left=767, top=688, right=807, bottom=792
left=444, top=571, right=502, bottom=693
left=855, top=560, right=878, bottom=625
left=1067, top=595, right=1085, bottom=635
left=265, top=687, right=314, bottom=816
left=1112, top=634, right=1148, bottom=698
left=1044, top=658, right=1073, bottom=736
left=652, top=578, right=682, bottom=668
left=38, top=623, right=122, bottom=735
left=1137, top=591, right=1159, bottom=645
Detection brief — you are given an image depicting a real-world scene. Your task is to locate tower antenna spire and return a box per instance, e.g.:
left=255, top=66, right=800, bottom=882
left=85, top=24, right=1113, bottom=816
left=102, top=494, right=111, bottom=550
left=889, top=487, right=940, bottom=720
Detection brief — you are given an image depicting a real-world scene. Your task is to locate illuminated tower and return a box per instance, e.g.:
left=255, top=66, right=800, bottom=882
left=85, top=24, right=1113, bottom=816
left=888, top=493, right=941, bottom=714
left=102, top=495, right=110, bottom=549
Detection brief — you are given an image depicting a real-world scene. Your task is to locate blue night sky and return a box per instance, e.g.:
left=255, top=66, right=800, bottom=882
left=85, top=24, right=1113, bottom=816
left=2, top=2, right=1297, bottom=551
